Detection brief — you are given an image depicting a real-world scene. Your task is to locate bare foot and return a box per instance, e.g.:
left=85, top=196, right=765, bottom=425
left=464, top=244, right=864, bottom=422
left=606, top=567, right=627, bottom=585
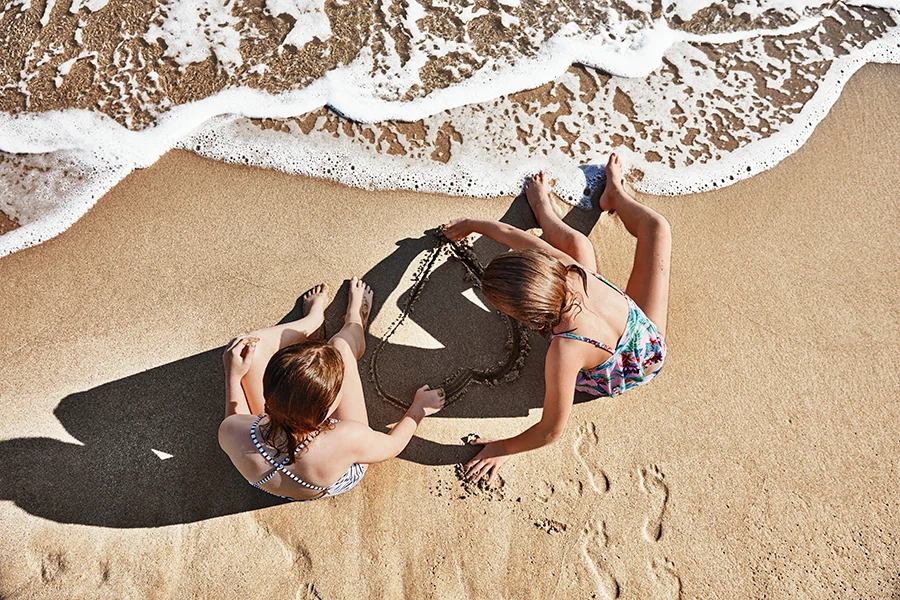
left=598, top=153, right=628, bottom=213
left=302, top=283, right=329, bottom=340
left=525, top=171, right=553, bottom=217
left=345, top=276, right=374, bottom=329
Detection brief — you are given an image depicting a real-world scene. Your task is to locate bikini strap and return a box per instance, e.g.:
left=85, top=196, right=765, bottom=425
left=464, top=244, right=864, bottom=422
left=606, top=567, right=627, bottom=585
left=550, top=332, right=615, bottom=354
left=250, top=415, right=328, bottom=491
left=592, top=272, right=625, bottom=296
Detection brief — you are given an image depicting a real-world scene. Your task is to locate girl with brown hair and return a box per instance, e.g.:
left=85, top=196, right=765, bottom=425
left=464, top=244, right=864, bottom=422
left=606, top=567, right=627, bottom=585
left=218, top=277, right=445, bottom=501
left=442, top=153, right=671, bottom=483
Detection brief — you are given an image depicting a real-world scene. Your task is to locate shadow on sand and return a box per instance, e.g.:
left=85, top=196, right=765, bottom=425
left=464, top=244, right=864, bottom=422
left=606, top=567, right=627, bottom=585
left=0, top=193, right=602, bottom=527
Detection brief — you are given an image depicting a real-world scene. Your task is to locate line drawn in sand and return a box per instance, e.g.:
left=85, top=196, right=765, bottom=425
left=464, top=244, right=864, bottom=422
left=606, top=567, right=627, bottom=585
left=574, top=421, right=609, bottom=493
left=368, top=228, right=530, bottom=410
left=639, top=465, right=669, bottom=542
left=650, top=558, right=683, bottom=600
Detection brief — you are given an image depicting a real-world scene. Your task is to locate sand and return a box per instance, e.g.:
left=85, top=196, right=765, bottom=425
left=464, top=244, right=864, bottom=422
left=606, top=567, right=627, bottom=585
left=1, top=63, right=898, bottom=599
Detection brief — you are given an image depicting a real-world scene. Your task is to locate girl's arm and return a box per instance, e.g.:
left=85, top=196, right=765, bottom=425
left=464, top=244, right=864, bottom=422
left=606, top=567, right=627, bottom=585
left=345, top=386, right=445, bottom=464
left=443, top=218, right=577, bottom=265
left=463, top=343, right=583, bottom=482
left=223, top=336, right=257, bottom=417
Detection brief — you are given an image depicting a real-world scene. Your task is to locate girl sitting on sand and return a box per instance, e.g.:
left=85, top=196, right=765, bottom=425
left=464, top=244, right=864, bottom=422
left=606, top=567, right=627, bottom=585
left=442, top=153, right=670, bottom=483
left=218, top=277, right=445, bottom=501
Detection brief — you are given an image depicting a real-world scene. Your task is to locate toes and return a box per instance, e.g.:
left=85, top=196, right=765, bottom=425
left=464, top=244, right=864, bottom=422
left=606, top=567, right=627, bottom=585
left=303, top=283, right=327, bottom=302
left=352, top=277, right=372, bottom=300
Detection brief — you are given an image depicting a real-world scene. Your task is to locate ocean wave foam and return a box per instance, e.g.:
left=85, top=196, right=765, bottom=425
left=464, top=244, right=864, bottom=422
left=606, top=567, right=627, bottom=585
left=0, top=0, right=898, bottom=256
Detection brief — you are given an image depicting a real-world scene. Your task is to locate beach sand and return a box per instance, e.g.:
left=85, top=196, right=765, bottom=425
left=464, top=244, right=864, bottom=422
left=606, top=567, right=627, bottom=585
left=1, top=63, right=898, bottom=599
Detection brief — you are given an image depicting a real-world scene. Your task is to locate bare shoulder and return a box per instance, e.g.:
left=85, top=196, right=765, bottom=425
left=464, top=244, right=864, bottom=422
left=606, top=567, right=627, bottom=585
left=325, top=419, right=379, bottom=460
left=218, top=414, right=255, bottom=451
left=546, top=336, right=589, bottom=374
left=329, top=418, right=371, bottom=441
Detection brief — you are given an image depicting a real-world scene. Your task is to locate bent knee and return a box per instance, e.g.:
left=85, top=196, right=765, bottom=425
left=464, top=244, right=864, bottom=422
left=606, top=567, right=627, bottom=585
left=241, top=331, right=279, bottom=361
left=644, top=214, right=671, bottom=245
left=330, top=335, right=363, bottom=364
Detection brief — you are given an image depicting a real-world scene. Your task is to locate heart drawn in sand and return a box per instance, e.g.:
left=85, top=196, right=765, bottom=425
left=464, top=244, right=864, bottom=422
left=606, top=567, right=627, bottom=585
left=368, top=230, right=531, bottom=410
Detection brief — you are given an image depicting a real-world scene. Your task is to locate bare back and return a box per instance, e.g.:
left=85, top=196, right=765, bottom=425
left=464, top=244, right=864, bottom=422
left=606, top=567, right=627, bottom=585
left=551, top=269, right=630, bottom=371
left=219, top=414, right=361, bottom=501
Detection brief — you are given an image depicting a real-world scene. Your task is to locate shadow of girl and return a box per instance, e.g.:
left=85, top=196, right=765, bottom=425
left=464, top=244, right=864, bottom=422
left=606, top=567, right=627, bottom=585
left=0, top=348, right=282, bottom=528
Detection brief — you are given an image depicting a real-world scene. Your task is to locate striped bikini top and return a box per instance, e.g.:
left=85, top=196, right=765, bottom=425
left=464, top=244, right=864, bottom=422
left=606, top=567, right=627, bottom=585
left=249, top=415, right=364, bottom=501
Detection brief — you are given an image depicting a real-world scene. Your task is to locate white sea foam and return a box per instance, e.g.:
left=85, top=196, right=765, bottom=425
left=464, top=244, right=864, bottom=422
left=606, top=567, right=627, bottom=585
left=0, top=0, right=898, bottom=256
left=68, top=0, right=108, bottom=13
left=267, top=0, right=332, bottom=49
left=144, top=0, right=245, bottom=75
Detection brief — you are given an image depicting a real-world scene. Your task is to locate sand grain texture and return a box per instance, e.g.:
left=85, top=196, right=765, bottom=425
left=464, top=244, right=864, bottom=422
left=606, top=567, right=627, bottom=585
left=1, top=64, right=899, bottom=599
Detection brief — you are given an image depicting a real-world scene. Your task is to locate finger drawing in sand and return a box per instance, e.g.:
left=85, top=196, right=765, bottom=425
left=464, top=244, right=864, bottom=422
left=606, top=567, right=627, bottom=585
left=218, top=278, right=445, bottom=501
left=448, top=153, right=671, bottom=483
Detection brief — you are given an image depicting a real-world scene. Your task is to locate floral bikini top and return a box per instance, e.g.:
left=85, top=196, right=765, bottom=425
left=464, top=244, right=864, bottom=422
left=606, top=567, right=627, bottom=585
left=549, top=272, right=666, bottom=397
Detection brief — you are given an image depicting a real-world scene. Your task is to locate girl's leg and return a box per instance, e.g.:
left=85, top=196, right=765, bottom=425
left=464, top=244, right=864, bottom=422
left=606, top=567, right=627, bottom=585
left=327, top=277, right=374, bottom=425
left=525, top=171, right=598, bottom=272
left=241, top=284, right=329, bottom=414
left=599, top=153, right=672, bottom=335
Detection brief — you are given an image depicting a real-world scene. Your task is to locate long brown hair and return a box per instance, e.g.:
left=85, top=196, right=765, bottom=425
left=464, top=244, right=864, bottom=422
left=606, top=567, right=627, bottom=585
left=481, top=248, right=588, bottom=335
left=261, top=340, right=344, bottom=464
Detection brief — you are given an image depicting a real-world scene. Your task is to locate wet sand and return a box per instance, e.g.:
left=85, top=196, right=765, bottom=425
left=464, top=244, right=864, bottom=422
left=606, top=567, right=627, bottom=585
left=1, top=63, right=898, bottom=599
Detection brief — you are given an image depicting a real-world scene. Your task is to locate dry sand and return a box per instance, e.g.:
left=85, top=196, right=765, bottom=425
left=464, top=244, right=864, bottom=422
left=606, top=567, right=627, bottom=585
left=1, top=63, right=898, bottom=599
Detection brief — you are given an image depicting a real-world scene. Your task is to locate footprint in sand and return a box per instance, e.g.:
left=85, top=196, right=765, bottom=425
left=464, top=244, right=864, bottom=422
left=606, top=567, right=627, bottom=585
left=40, top=552, right=66, bottom=583
left=537, top=478, right=585, bottom=503
left=650, top=558, right=682, bottom=600
left=536, top=480, right=556, bottom=503
left=639, top=465, right=669, bottom=542
left=580, top=520, right=619, bottom=599
left=296, top=582, right=325, bottom=600
left=574, top=422, right=609, bottom=493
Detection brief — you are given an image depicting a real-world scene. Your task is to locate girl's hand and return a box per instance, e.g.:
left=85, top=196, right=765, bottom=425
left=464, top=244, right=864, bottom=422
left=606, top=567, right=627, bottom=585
left=412, top=385, right=446, bottom=417
left=441, top=218, right=473, bottom=242
left=223, top=336, right=258, bottom=378
left=464, top=438, right=510, bottom=483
